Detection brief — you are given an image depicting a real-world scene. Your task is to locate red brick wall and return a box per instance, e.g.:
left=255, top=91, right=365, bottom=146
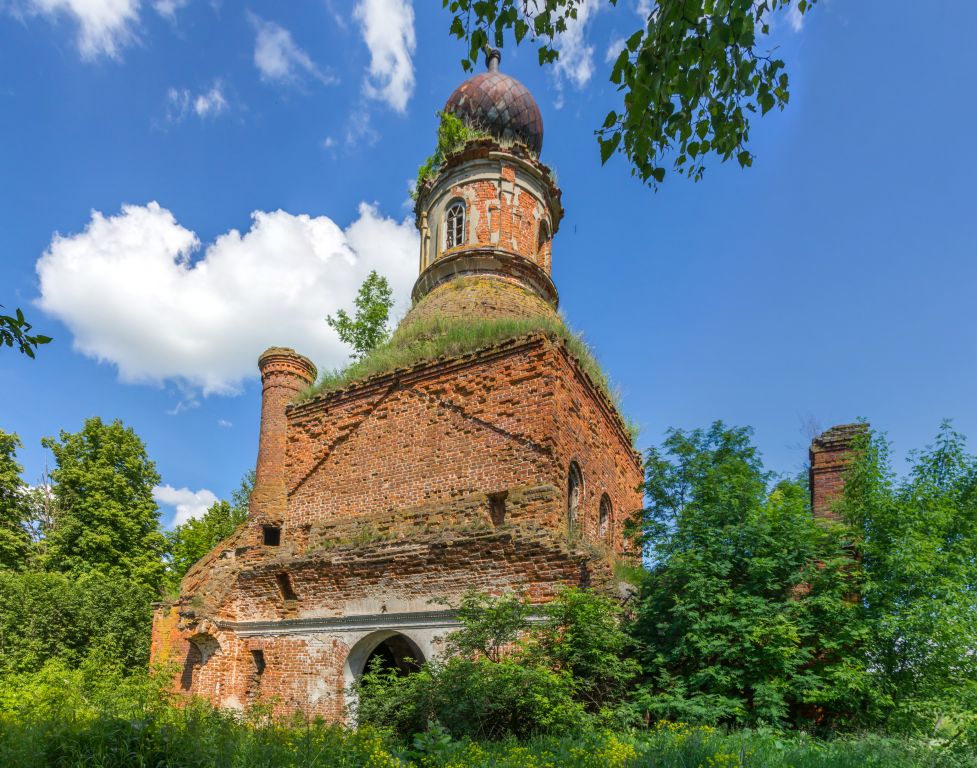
left=548, top=352, right=643, bottom=554
left=438, top=160, right=552, bottom=272
left=809, top=423, right=868, bottom=521
left=282, top=336, right=641, bottom=559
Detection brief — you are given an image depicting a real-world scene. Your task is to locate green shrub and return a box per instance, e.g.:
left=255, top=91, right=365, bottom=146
left=0, top=569, right=155, bottom=674
left=355, top=589, right=636, bottom=740
left=355, top=655, right=586, bottom=741
left=414, top=111, right=489, bottom=198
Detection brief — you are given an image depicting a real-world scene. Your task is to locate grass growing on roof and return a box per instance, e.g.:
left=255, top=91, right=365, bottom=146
left=300, top=313, right=618, bottom=413
left=414, top=111, right=491, bottom=199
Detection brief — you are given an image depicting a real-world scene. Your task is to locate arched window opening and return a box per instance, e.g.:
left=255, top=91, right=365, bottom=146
left=599, top=494, right=612, bottom=539
left=445, top=201, right=466, bottom=249
left=567, top=462, right=583, bottom=535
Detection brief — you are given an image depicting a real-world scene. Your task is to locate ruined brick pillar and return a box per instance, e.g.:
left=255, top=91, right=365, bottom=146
left=251, top=347, right=317, bottom=523
left=809, top=423, right=868, bottom=521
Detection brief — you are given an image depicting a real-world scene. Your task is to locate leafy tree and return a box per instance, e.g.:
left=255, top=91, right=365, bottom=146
left=326, top=271, right=394, bottom=361
left=0, top=430, right=30, bottom=570
left=0, top=305, right=51, bottom=358
left=0, top=569, right=155, bottom=675
left=444, top=0, right=815, bottom=187
left=357, top=589, right=635, bottom=738
left=839, top=423, right=977, bottom=725
left=630, top=422, right=871, bottom=727
left=356, top=654, right=583, bottom=740
left=529, top=587, right=639, bottom=713
left=41, top=417, right=165, bottom=593
left=444, top=589, right=533, bottom=661
left=164, top=471, right=253, bottom=591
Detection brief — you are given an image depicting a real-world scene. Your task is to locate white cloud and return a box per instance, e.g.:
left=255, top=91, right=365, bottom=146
left=152, top=0, right=186, bottom=19
left=8, top=0, right=140, bottom=59
left=248, top=12, right=336, bottom=86
left=153, top=484, right=218, bottom=526
left=353, top=0, right=415, bottom=113
left=193, top=80, right=227, bottom=117
left=165, top=79, right=228, bottom=122
left=165, top=87, right=190, bottom=121
left=217, top=418, right=232, bottom=428
left=786, top=5, right=804, bottom=32
left=35, top=201, right=418, bottom=395
left=345, top=109, right=379, bottom=147
left=551, top=0, right=600, bottom=103
left=605, top=36, right=626, bottom=65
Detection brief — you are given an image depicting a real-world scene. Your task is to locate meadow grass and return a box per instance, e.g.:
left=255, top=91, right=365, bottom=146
left=0, top=668, right=969, bottom=768
left=1, top=710, right=966, bottom=768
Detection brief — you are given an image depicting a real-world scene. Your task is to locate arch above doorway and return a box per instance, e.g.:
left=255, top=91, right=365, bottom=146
left=343, top=629, right=426, bottom=687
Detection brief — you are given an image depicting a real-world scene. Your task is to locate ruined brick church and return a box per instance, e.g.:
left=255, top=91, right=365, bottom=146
left=150, top=50, right=861, bottom=720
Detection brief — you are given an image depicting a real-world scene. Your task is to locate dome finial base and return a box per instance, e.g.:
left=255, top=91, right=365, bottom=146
left=483, top=44, right=501, bottom=72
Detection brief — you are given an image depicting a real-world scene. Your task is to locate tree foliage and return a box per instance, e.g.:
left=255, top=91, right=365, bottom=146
left=0, top=305, right=51, bottom=358
left=630, top=422, right=871, bottom=727
left=0, top=569, right=155, bottom=675
left=326, top=271, right=395, bottom=361
left=0, top=430, right=30, bottom=570
left=164, top=471, right=252, bottom=591
left=41, top=417, right=165, bottom=593
left=443, top=0, right=815, bottom=187
left=839, top=423, right=977, bottom=725
left=356, top=588, right=635, bottom=739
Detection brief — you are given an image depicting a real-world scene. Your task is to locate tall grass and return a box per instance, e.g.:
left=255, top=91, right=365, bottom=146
left=0, top=664, right=971, bottom=768
left=301, top=314, right=616, bottom=410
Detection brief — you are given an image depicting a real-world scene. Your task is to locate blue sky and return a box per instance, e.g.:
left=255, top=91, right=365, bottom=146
left=2, top=0, right=976, bottom=528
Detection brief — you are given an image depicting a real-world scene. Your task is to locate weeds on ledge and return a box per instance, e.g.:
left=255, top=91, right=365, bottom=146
left=303, top=315, right=599, bottom=402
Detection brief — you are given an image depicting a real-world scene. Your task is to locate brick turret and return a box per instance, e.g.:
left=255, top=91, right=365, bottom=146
left=809, top=423, right=868, bottom=521
left=251, top=347, right=317, bottom=523
left=412, top=49, right=563, bottom=315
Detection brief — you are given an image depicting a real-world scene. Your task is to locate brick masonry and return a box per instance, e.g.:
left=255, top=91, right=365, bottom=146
left=153, top=73, right=642, bottom=721
left=809, top=423, right=868, bottom=521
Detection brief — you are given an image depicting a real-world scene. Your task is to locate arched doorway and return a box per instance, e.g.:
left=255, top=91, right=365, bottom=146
left=343, top=630, right=426, bottom=722
left=344, top=630, right=426, bottom=686
left=362, top=634, right=422, bottom=676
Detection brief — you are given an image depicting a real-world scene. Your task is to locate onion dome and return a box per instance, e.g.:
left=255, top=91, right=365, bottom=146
left=444, top=48, right=544, bottom=155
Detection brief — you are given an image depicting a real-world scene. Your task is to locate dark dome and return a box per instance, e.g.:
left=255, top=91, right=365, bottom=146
left=444, top=50, right=543, bottom=155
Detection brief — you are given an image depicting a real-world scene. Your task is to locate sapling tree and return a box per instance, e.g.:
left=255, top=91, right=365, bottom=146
left=326, top=271, right=394, bottom=361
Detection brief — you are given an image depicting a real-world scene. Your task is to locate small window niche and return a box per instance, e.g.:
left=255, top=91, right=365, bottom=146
left=248, top=649, right=266, bottom=705
left=262, top=525, right=281, bottom=546
left=599, top=494, right=612, bottom=539
left=275, top=572, right=298, bottom=602
left=488, top=491, right=508, bottom=527
left=567, top=462, right=583, bottom=536
left=537, top=220, right=551, bottom=264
